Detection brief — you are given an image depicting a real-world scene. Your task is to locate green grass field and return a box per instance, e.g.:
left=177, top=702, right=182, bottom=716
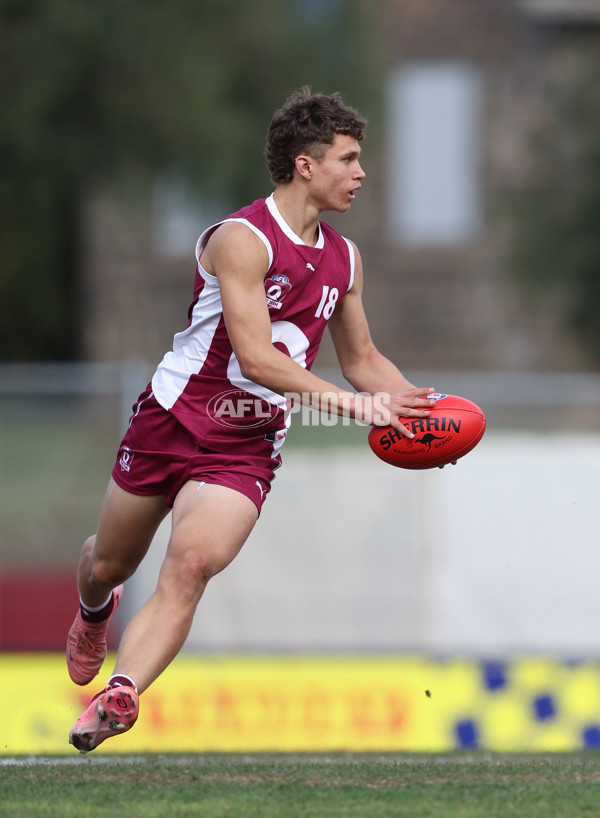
left=2, top=753, right=600, bottom=817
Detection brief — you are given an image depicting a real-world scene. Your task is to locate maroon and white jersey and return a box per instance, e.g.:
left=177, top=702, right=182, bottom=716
left=151, top=194, right=355, bottom=454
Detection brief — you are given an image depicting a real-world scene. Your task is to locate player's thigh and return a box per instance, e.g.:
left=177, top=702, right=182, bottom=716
left=93, top=477, right=170, bottom=571
left=168, top=480, right=259, bottom=579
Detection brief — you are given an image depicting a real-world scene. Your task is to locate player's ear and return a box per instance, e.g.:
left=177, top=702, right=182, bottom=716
left=294, top=153, right=312, bottom=181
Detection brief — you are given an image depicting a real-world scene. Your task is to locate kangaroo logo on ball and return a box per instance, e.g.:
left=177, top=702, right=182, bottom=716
left=414, top=432, right=446, bottom=452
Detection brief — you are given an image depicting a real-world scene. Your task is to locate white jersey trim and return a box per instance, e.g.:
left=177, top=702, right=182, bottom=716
left=194, top=217, right=274, bottom=281
left=265, top=193, right=324, bottom=248
left=342, top=237, right=355, bottom=292
left=151, top=283, right=224, bottom=410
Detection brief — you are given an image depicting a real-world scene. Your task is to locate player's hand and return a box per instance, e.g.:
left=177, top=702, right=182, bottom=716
left=356, top=387, right=436, bottom=438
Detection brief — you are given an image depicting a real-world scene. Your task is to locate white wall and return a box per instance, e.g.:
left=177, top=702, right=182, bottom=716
left=386, top=62, right=483, bottom=246
left=124, top=433, right=600, bottom=655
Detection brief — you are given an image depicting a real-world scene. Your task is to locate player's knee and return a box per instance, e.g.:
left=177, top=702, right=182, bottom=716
left=85, top=544, right=134, bottom=589
left=82, top=532, right=141, bottom=588
left=162, top=547, right=216, bottom=600
left=88, top=559, right=126, bottom=589
left=81, top=535, right=97, bottom=560
left=92, top=559, right=132, bottom=588
left=182, top=549, right=217, bottom=589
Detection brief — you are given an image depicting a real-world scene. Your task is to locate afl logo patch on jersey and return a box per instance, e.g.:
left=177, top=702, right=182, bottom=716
left=265, top=273, right=292, bottom=310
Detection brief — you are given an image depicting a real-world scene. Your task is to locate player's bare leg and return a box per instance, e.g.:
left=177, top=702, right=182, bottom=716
left=67, top=479, right=169, bottom=685
left=78, top=478, right=170, bottom=607
left=111, top=481, right=259, bottom=693
left=70, top=481, right=258, bottom=751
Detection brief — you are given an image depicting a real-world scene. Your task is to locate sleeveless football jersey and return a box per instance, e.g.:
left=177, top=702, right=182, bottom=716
left=151, top=194, right=355, bottom=453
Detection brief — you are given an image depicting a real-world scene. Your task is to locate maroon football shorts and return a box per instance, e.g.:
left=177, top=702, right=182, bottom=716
left=111, top=390, right=281, bottom=513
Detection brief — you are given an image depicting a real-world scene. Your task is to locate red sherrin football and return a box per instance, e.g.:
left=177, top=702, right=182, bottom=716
left=368, top=393, right=486, bottom=470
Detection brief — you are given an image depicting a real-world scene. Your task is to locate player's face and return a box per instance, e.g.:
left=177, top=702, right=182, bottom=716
left=309, top=134, right=365, bottom=213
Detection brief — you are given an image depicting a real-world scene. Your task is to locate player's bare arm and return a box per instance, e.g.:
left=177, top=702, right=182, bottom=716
left=328, top=241, right=435, bottom=436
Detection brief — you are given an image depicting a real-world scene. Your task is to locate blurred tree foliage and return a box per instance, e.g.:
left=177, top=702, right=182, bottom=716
left=0, top=0, right=379, bottom=360
left=509, top=51, right=600, bottom=368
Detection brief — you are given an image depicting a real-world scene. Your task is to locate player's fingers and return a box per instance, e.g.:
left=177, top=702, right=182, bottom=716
left=389, top=400, right=434, bottom=420
left=406, top=386, right=436, bottom=401
left=392, top=388, right=436, bottom=413
left=389, top=418, right=416, bottom=439
left=394, top=403, right=432, bottom=417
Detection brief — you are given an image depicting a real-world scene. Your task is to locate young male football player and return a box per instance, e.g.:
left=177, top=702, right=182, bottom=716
left=67, top=87, right=435, bottom=752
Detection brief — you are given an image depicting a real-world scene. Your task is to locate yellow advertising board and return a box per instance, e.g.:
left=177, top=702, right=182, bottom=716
left=2, top=654, right=600, bottom=755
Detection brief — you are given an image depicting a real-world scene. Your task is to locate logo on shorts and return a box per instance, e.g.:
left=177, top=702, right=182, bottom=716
left=119, top=446, right=134, bottom=472
left=207, top=389, right=277, bottom=429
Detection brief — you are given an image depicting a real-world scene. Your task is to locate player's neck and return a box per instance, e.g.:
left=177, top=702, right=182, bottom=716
left=272, top=187, right=320, bottom=247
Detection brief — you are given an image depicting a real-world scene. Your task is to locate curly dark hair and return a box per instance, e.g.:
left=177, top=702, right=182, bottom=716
left=265, top=87, right=367, bottom=184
